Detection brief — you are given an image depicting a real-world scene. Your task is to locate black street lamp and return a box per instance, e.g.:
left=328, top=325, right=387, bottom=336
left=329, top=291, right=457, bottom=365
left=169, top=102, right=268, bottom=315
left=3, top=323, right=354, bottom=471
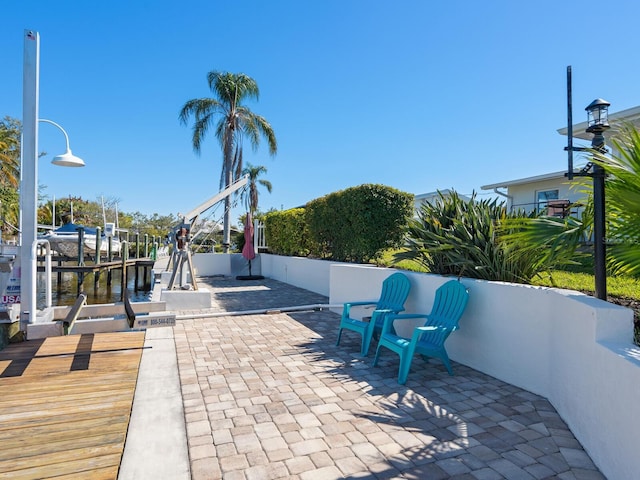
left=565, top=68, right=611, bottom=301
left=585, top=98, right=610, bottom=301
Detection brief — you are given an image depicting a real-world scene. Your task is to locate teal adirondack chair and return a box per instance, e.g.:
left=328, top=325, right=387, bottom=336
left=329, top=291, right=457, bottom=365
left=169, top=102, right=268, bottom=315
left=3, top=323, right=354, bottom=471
left=336, top=272, right=411, bottom=356
left=373, top=279, right=469, bottom=384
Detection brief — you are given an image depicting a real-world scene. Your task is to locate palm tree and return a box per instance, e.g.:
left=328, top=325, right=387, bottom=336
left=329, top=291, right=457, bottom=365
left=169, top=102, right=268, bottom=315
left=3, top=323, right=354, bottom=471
left=0, top=117, right=21, bottom=188
left=242, top=163, right=272, bottom=214
left=179, top=71, right=277, bottom=252
left=593, top=124, right=640, bottom=275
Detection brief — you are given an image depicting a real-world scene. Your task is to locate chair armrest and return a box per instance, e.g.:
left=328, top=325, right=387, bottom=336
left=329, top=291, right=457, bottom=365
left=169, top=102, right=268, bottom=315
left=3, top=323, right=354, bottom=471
left=370, top=308, right=395, bottom=317
left=343, top=301, right=378, bottom=317
left=344, top=301, right=378, bottom=307
left=389, top=314, right=429, bottom=339
left=389, top=314, right=429, bottom=321
left=379, top=311, right=416, bottom=335
left=415, top=325, right=439, bottom=332
left=411, top=325, right=448, bottom=343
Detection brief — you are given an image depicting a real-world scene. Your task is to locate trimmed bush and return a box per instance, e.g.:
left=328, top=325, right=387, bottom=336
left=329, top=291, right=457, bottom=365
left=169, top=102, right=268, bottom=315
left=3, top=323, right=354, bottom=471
left=305, top=184, right=413, bottom=263
left=264, top=208, right=310, bottom=256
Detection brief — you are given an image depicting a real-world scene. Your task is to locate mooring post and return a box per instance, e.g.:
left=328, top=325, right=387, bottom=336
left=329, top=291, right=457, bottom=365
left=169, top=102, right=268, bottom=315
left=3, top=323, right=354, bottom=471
left=120, top=241, right=128, bottom=302
left=106, top=232, right=114, bottom=286
left=76, top=226, right=85, bottom=295
left=94, top=226, right=101, bottom=290
left=134, top=259, right=139, bottom=292
left=95, top=226, right=102, bottom=263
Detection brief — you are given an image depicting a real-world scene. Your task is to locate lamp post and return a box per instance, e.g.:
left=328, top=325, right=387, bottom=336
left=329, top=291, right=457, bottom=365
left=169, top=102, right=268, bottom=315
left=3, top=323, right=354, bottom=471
left=565, top=68, right=610, bottom=301
left=21, top=30, right=85, bottom=330
left=38, top=119, right=86, bottom=168
left=586, top=98, right=610, bottom=301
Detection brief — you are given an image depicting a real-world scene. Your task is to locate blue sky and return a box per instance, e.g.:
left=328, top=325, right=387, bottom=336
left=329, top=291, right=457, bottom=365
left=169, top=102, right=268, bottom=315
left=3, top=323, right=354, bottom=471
left=2, top=1, right=639, bottom=225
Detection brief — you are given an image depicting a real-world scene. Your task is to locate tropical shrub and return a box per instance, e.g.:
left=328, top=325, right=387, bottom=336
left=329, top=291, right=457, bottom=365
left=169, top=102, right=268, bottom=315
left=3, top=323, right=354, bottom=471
left=394, top=191, right=555, bottom=283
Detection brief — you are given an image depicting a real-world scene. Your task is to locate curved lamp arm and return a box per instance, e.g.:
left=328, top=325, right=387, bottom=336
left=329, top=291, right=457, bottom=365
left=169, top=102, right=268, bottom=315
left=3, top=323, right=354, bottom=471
left=38, top=118, right=85, bottom=167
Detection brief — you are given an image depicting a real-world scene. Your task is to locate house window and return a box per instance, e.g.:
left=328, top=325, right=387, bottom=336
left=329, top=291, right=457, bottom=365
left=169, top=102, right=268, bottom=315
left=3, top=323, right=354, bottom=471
left=536, top=189, right=559, bottom=213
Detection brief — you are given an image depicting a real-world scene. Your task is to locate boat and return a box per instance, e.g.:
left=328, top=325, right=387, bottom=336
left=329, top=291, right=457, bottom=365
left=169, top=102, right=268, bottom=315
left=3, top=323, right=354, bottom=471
left=40, top=222, right=122, bottom=258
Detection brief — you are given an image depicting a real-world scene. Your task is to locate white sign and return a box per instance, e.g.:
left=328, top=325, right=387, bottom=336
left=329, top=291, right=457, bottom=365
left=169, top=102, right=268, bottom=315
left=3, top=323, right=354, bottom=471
left=0, top=246, right=20, bottom=312
left=133, top=314, right=176, bottom=329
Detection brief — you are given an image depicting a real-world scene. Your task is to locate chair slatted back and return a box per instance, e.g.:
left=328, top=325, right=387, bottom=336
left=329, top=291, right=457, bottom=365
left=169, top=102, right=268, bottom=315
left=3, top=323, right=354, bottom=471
left=376, top=272, right=411, bottom=312
left=420, top=280, right=469, bottom=346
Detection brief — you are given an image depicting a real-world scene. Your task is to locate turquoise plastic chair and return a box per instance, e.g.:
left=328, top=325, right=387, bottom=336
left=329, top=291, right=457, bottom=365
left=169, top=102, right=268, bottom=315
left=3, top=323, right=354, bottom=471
left=336, top=272, right=411, bottom=356
left=373, top=279, right=469, bottom=384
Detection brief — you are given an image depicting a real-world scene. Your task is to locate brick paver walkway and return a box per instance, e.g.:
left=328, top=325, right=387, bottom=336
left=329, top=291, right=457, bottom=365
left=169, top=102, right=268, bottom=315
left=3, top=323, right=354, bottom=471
left=172, top=277, right=604, bottom=479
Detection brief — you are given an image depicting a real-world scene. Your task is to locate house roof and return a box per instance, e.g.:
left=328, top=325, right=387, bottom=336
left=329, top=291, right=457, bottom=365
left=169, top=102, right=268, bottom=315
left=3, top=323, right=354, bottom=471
left=481, top=171, right=569, bottom=190
left=414, top=189, right=471, bottom=202
left=557, top=104, right=640, bottom=140
left=481, top=105, right=640, bottom=193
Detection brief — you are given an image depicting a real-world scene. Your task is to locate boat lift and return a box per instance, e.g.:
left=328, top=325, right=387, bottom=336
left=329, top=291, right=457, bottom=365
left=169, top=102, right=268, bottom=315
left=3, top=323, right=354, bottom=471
left=166, top=175, right=249, bottom=290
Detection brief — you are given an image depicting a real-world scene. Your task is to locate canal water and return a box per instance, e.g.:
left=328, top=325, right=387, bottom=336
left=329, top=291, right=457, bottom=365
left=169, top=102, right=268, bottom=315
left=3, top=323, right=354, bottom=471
left=36, top=269, right=152, bottom=308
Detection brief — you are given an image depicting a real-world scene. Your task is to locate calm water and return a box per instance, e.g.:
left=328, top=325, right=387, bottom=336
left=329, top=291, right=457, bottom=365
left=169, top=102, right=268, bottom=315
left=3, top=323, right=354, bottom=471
left=36, top=269, right=152, bottom=308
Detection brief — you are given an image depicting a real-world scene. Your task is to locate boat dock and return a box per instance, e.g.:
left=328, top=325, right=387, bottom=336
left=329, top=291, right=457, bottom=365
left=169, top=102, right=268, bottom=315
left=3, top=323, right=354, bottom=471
left=37, top=257, right=155, bottom=274
left=37, top=257, right=156, bottom=296
left=0, top=331, right=146, bottom=479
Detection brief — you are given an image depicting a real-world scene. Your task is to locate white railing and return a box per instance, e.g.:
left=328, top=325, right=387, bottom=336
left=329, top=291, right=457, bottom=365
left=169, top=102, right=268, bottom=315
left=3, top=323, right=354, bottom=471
left=253, top=220, right=267, bottom=252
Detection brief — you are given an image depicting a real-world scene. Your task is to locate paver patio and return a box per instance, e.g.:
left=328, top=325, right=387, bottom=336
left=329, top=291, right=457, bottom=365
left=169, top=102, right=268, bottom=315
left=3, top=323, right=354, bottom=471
left=171, top=276, right=604, bottom=479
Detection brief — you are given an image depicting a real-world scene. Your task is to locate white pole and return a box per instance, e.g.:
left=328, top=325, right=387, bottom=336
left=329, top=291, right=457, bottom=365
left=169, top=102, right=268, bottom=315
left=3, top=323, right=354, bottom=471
left=20, top=30, right=39, bottom=329
left=101, top=195, right=107, bottom=228
left=36, top=239, right=52, bottom=308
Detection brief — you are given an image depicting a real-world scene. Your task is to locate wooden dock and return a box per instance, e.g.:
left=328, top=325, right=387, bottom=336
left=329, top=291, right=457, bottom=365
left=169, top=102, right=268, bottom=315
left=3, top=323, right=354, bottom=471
left=0, top=331, right=146, bottom=479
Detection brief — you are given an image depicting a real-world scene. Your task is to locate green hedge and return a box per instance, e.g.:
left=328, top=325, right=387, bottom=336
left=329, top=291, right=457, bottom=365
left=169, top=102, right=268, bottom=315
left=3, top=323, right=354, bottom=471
left=264, top=208, right=311, bottom=256
left=265, top=184, right=412, bottom=263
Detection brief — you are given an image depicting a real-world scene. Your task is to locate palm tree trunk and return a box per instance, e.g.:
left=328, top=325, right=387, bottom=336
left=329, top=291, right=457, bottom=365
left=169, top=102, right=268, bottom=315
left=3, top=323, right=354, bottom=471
left=222, top=150, right=234, bottom=253
left=222, top=196, right=231, bottom=253
left=222, top=129, right=235, bottom=254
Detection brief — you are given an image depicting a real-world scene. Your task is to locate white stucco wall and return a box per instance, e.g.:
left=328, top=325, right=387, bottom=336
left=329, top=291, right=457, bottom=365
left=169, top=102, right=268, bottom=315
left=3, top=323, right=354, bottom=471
left=190, top=252, right=231, bottom=276
left=259, top=254, right=335, bottom=297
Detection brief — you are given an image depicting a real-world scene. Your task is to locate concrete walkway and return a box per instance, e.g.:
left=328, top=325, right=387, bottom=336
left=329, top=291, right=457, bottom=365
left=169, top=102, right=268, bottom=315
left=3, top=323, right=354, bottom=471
left=122, top=276, right=605, bottom=480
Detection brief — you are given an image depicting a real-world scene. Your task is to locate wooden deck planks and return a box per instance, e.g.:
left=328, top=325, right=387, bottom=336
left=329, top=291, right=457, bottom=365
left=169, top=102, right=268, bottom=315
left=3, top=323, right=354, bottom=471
left=0, top=331, right=145, bottom=479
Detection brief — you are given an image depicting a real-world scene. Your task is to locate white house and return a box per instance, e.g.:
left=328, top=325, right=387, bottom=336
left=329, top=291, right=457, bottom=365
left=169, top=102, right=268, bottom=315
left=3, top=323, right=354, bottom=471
left=481, top=104, right=640, bottom=215
left=480, top=170, right=586, bottom=216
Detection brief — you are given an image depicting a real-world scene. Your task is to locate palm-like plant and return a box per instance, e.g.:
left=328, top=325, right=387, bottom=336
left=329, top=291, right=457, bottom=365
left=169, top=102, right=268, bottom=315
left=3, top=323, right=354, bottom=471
left=242, top=163, right=272, bottom=214
left=502, top=123, right=640, bottom=280
left=179, top=71, right=277, bottom=252
left=593, top=124, right=640, bottom=275
left=395, top=191, right=554, bottom=283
